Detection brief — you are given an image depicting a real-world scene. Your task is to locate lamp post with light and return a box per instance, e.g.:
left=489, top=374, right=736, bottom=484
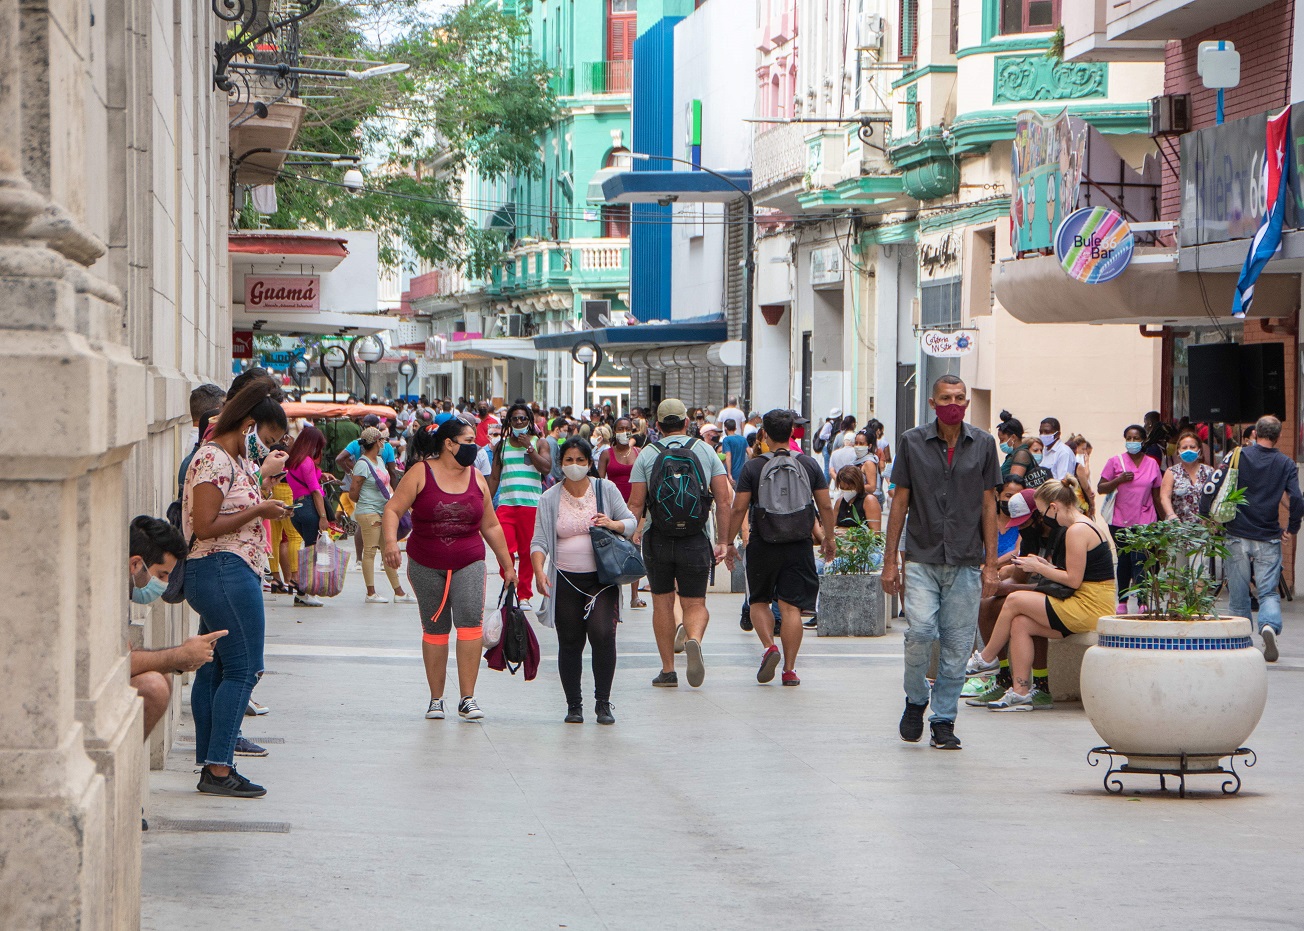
left=292, top=356, right=310, bottom=394
left=349, top=334, right=385, bottom=400
left=320, top=344, right=348, bottom=399
left=398, top=358, right=417, bottom=400
left=572, top=340, right=603, bottom=411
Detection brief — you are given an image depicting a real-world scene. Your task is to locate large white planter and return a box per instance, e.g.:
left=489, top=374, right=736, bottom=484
left=1080, top=616, right=1267, bottom=771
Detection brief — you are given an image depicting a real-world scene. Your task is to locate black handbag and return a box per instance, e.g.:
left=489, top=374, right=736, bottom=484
left=589, top=481, right=646, bottom=586
left=1032, top=575, right=1076, bottom=601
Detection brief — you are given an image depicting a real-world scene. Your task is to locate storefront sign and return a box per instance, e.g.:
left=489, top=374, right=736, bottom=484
left=919, top=329, right=975, bottom=358
left=809, top=245, right=843, bottom=286
left=232, top=330, right=254, bottom=359
left=1054, top=207, right=1135, bottom=283
left=244, top=275, right=320, bottom=311
left=1012, top=109, right=1088, bottom=254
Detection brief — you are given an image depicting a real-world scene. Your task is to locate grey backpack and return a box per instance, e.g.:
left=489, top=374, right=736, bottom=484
left=753, top=450, right=816, bottom=544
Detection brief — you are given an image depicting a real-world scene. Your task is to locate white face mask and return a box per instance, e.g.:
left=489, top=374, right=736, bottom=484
left=562, top=464, right=589, bottom=482
left=615, top=432, right=630, bottom=445
left=1039, top=433, right=1058, bottom=447
left=834, top=489, right=855, bottom=504
left=1075, top=454, right=1086, bottom=466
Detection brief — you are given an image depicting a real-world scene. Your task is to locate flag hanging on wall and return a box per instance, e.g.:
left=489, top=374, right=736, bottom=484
left=1233, top=105, right=1293, bottom=318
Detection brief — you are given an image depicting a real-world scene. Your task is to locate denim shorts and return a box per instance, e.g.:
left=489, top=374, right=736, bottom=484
left=642, top=529, right=713, bottom=598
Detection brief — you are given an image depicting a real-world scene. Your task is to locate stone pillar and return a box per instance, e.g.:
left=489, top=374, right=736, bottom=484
left=0, top=0, right=147, bottom=927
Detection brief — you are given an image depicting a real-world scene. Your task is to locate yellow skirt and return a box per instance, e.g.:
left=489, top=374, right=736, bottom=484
left=1047, top=579, right=1117, bottom=634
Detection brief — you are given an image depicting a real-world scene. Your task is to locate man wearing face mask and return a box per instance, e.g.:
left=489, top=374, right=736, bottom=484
left=881, top=375, right=1001, bottom=750
left=127, top=516, right=225, bottom=742
left=1036, top=417, right=1077, bottom=482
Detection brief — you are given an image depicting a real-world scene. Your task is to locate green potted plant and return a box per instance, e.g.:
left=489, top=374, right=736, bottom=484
left=817, top=521, right=886, bottom=637
left=1080, top=493, right=1267, bottom=778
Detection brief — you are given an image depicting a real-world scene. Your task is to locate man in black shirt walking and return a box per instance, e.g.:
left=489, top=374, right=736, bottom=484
left=1225, top=415, right=1304, bottom=662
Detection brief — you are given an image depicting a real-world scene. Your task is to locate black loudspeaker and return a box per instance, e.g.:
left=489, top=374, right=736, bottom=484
left=1187, top=343, right=1242, bottom=422
left=1188, top=342, right=1287, bottom=422
left=1241, top=342, right=1286, bottom=422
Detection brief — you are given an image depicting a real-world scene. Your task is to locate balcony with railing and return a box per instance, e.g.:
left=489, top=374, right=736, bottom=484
left=226, top=0, right=310, bottom=183
left=751, top=120, right=807, bottom=210
left=486, top=238, right=630, bottom=297
left=579, top=60, right=633, bottom=95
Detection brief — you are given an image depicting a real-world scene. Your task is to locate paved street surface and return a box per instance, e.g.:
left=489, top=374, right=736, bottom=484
left=143, top=569, right=1304, bottom=930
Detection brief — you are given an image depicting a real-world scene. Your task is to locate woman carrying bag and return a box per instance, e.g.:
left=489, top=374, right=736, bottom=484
left=349, top=425, right=415, bottom=605
left=530, top=438, right=638, bottom=725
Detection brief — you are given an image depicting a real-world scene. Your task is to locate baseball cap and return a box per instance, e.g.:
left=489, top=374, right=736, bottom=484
left=829, top=407, right=842, bottom=419
left=361, top=414, right=381, bottom=427
left=1006, top=488, right=1039, bottom=529
left=700, top=422, right=721, bottom=436
left=359, top=426, right=382, bottom=446
left=790, top=410, right=809, bottom=426
left=657, top=398, right=688, bottom=423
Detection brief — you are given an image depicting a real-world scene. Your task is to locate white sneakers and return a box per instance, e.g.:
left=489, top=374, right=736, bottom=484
left=294, top=594, right=324, bottom=607
left=365, top=593, right=391, bottom=604
left=394, top=593, right=418, bottom=604
left=1262, top=626, right=1280, bottom=663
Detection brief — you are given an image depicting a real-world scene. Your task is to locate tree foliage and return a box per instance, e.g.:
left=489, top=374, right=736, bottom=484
left=236, top=0, right=555, bottom=271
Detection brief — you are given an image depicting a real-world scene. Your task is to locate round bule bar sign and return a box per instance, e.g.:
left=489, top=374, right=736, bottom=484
left=1054, top=206, right=1135, bottom=284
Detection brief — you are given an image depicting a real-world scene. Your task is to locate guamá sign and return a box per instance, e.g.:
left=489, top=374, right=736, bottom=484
left=1054, top=207, right=1134, bottom=284
left=920, top=329, right=975, bottom=358
left=244, top=275, right=320, bottom=311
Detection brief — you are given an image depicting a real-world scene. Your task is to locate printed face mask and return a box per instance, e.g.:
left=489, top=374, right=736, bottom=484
left=615, top=432, right=630, bottom=445
left=562, top=464, right=590, bottom=482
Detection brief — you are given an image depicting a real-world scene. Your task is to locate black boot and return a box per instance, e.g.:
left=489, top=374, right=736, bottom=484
left=595, top=700, right=615, bottom=725
left=564, top=701, right=584, bottom=724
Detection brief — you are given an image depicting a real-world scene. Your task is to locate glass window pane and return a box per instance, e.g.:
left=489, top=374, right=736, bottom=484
left=1026, top=0, right=1055, bottom=28
left=1000, top=0, right=1022, bottom=33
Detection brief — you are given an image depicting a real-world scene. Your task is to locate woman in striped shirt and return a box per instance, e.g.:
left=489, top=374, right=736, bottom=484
left=489, top=402, right=553, bottom=603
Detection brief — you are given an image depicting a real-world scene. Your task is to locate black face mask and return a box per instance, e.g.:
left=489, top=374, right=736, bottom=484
left=453, top=442, right=479, bottom=467
left=997, top=501, right=1011, bottom=517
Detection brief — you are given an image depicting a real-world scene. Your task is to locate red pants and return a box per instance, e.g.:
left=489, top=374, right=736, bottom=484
left=496, top=504, right=537, bottom=600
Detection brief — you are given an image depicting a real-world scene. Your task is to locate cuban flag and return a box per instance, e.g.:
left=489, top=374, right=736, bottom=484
left=1233, top=105, right=1293, bottom=318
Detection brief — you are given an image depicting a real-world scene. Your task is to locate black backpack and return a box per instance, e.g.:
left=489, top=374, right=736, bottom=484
left=647, top=438, right=712, bottom=537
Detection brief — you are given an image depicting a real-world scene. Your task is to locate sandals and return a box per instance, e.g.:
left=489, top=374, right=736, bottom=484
left=629, top=598, right=647, bottom=608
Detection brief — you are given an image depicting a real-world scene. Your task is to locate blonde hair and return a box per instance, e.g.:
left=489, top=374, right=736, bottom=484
left=1034, top=477, right=1080, bottom=510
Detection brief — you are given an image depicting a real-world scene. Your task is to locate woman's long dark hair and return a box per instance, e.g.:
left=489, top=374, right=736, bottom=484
left=212, top=376, right=286, bottom=437
left=286, top=425, right=326, bottom=472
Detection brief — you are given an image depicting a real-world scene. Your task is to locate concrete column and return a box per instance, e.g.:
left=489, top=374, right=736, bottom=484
left=0, top=0, right=148, bottom=927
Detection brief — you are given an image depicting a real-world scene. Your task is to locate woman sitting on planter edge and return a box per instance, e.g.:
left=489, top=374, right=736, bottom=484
left=963, top=478, right=1116, bottom=711
left=530, top=437, right=638, bottom=725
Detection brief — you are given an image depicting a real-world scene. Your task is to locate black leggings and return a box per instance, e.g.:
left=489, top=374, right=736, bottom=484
left=1110, top=525, right=1145, bottom=604
left=554, top=570, right=619, bottom=704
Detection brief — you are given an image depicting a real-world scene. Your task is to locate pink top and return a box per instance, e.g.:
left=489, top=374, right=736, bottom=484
left=286, top=457, right=323, bottom=500
left=183, top=443, right=267, bottom=573
left=1100, top=452, right=1162, bottom=527
left=605, top=451, right=635, bottom=500
left=406, top=462, right=486, bottom=571
left=555, top=483, right=597, bottom=572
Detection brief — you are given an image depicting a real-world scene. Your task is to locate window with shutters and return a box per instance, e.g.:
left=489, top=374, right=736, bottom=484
left=898, top=0, right=918, bottom=62
left=608, top=0, right=637, bottom=61
left=1000, top=0, right=1059, bottom=34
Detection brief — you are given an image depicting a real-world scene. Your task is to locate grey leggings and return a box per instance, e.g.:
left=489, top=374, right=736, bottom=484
left=407, top=560, right=487, bottom=643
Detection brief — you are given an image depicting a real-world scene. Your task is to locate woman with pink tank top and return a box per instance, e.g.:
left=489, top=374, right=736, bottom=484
left=383, top=419, right=516, bottom=723
left=598, top=417, right=645, bottom=608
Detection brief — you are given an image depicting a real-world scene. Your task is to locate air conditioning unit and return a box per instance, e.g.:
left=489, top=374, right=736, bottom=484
left=859, top=13, right=884, bottom=50
left=1150, top=94, right=1192, bottom=136
left=501, top=313, right=526, bottom=338
left=582, top=299, right=611, bottom=329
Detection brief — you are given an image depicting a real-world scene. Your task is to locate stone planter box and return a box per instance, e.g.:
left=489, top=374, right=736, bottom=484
left=1081, top=616, right=1267, bottom=771
left=817, top=572, right=886, bottom=637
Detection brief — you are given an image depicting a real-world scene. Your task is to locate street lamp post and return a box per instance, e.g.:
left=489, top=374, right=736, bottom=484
left=320, top=344, right=348, bottom=398
left=292, top=356, right=310, bottom=393
left=572, top=340, right=603, bottom=410
left=629, top=152, right=754, bottom=412
left=349, top=335, right=385, bottom=400
left=398, top=358, right=417, bottom=400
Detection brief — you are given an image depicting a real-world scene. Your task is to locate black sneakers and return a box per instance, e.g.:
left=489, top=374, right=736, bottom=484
left=234, top=736, right=268, bottom=757
left=595, top=701, right=616, bottom=725
left=899, top=700, right=928, bottom=743
left=930, top=721, right=962, bottom=750
left=565, top=702, right=584, bottom=724
left=196, top=766, right=267, bottom=798
left=652, top=670, right=678, bottom=688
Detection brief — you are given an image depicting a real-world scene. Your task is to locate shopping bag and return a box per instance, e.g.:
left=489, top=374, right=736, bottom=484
left=297, top=531, right=351, bottom=597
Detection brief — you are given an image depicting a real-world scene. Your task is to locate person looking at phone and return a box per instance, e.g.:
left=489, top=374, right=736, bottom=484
left=127, top=516, right=226, bottom=741
left=182, top=375, right=292, bottom=798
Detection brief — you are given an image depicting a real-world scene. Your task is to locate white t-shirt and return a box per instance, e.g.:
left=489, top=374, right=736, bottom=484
left=828, top=443, right=859, bottom=477
left=743, top=422, right=759, bottom=439
left=718, top=406, right=745, bottom=432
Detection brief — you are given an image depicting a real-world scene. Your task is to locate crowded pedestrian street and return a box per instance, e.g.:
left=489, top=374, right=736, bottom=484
left=138, top=582, right=1304, bottom=930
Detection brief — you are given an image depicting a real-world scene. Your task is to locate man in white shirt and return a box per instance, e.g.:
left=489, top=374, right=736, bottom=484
left=718, top=396, right=745, bottom=435
left=743, top=412, right=762, bottom=439
left=1037, top=416, right=1077, bottom=481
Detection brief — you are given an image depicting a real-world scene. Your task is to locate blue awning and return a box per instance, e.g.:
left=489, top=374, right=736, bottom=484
left=533, top=315, right=728, bottom=352
left=600, top=170, right=752, bottom=204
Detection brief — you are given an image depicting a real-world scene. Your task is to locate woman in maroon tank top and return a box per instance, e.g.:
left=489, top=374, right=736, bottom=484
left=383, top=419, right=516, bottom=721
left=598, top=417, right=645, bottom=608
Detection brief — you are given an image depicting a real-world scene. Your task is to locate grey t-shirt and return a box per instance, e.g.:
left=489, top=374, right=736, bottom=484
left=630, top=434, right=727, bottom=538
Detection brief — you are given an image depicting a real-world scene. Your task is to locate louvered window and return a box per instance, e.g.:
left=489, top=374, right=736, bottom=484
left=898, top=0, right=918, bottom=62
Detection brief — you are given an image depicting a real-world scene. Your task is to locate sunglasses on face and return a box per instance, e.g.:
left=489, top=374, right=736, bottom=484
left=509, top=415, right=531, bottom=424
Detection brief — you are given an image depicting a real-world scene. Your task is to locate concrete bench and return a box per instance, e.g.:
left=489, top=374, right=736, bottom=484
left=1047, top=632, right=1099, bottom=702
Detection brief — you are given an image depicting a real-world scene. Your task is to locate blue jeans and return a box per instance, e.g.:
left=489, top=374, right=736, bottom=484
left=903, top=562, right=982, bottom=724
left=1227, top=536, right=1283, bottom=635
left=185, top=552, right=266, bottom=767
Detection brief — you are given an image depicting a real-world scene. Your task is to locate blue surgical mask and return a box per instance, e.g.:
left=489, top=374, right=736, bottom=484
left=1032, top=452, right=1043, bottom=464
left=999, top=442, right=1013, bottom=455
left=511, top=426, right=529, bottom=437
left=1179, top=449, right=1200, bottom=464
left=131, top=576, right=168, bottom=605
left=1125, top=441, right=1143, bottom=455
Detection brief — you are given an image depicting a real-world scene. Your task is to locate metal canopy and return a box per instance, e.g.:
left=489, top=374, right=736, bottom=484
left=533, top=316, right=728, bottom=351
left=599, top=170, right=752, bottom=204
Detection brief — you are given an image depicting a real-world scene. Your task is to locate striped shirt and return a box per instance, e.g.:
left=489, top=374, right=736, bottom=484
left=496, top=441, right=543, bottom=507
